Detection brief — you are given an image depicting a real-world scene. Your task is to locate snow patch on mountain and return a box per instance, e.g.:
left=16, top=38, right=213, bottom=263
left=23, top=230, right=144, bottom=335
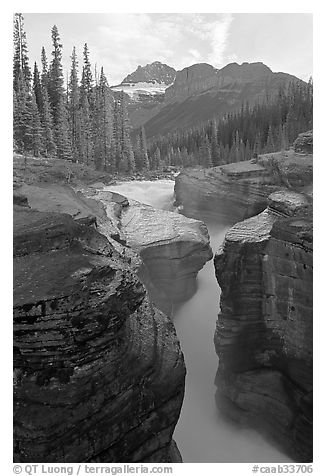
left=111, top=81, right=171, bottom=100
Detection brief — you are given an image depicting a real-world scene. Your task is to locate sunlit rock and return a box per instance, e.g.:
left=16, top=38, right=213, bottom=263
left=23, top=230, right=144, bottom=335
left=96, top=191, right=213, bottom=315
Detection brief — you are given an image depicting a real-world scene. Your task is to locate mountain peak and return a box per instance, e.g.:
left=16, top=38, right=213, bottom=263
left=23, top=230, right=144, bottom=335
left=218, top=61, right=272, bottom=81
left=122, top=61, right=176, bottom=85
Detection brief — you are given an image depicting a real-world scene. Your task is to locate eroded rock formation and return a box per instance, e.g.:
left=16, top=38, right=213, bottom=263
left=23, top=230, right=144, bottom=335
left=214, top=189, right=313, bottom=461
left=13, top=204, right=185, bottom=462
left=174, top=148, right=313, bottom=223
left=94, top=190, right=213, bottom=315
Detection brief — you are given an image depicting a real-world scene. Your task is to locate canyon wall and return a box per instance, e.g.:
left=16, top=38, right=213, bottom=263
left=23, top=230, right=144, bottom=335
left=175, top=133, right=313, bottom=461
left=174, top=145, right=313, bottom=223
left=13, top=189, right=186, bottom=462
left=214, top=190, right=313, bottom=461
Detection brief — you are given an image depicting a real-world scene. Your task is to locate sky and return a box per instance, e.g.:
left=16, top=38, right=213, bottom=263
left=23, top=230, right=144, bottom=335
left=22, top=13, right=313, bottom=86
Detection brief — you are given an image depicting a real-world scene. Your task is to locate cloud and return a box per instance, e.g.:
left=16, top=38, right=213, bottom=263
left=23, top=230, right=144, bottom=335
left=86, top=13, right=234, bottom=84
left=207, top=14, right=234, bottom=66
left=87, top=14, right=181, bottom=84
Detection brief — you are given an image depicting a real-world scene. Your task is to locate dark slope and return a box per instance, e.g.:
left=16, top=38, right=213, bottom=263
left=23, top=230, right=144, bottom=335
left=140, top=62, right=303, bottom=138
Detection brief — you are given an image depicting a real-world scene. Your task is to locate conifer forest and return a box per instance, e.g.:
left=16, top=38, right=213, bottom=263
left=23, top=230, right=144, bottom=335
left=13, top=13, right=313, bottom=173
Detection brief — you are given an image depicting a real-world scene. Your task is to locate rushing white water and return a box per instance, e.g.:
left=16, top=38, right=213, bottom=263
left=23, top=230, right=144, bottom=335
left=104, top=179, right=292, bottom=463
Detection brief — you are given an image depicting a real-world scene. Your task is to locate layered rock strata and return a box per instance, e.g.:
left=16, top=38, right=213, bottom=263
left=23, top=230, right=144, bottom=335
left=95, top=190, right=213, bottom=315
left=174, top=149, right=313, bottom=223
left=15, top=183, right=213, bottom=315
left=13, top=204, right=185, bottom=462
left=214, top=190, right=313, bottom=461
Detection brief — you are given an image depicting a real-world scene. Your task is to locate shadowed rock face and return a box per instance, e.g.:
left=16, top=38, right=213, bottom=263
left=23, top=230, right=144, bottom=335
left=174, top=149, right=313, bottom=223
left=13, top=206, right=185, bottom=463
left=214, top=190, right=313, bottom=462
left=174, top=161, right=276, bottom=224
left=165, top=63, right=218, bottom=101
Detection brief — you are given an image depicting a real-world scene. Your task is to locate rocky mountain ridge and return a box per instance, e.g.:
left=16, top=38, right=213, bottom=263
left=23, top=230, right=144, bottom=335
left=142, top=61, right=302, bottom=137
left=121, top=61, right=176, bottom=85
left=113, top=60, right=304, bottom=134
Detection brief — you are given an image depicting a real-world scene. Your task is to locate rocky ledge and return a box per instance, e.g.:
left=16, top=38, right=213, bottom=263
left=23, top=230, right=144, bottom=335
left=14, top=182, right=212, bottom=316
left=174, top=148, right=313, bottom=223
left=13, top=203, right=185, bottom=462
left=214, top=189, right=313, bottom=461
left=94, top=190, right=213, bottom=315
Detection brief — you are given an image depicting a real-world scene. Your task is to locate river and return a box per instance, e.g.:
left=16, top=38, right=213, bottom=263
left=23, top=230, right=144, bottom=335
left=104, top=179, right=292, bottom=463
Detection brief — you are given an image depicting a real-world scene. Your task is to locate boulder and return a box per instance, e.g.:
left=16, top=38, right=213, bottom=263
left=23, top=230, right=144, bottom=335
left=120, top=199, right=213, bottom=314
left=94, top=191, right=213, bottom=315
left=13, top=206, right=185, bottom=462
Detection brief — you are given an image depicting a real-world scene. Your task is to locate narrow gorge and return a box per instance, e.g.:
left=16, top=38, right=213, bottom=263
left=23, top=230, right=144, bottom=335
left=13, top=131, right=312, bottom=463
left=12, top=12, right=313, bottom=467
left=174, top=130, right=313, bottom=462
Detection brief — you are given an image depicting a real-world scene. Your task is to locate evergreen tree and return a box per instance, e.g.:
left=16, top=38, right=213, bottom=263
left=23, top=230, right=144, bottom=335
left=239, top=139, right=246, bottom=161
left=235, top=130, right=241, bottom=162
left=68, top=47, right=80, bottom=162
left=24, top=92, right=43, bottom=156
left=48, top=25, right=65, bottom=124
left=253, top=131, right=262, bottom=157
left=245, top=140, right=251, bottom=160
left=40, top=86, right=56, bottom=157
left=54, top=94, right=72, bottom=160
left=199, top=136, right=212, bottom=167
left=79, top=94, right=92, bottom=165
left=210, top=119, right=220, bottom=166
left=13, top=70, right=28, bottom=152
left=93, top=67, right=114, bottom=170
left=134, top=135, right=142, bottom=171
left=113, top=92, right=135, bottom=173
left=153, top=147, right=162, bottom=169
left=140, top=126, right=149, bottom=170
left=46, top=25, right=71, bottom=160
left=13, top=13, right=31, bottom=93
left=32, top=62, right=43, bottom=113
left=266, top=125, right=275, bottom=153
left=41, top=46, right=49, bottom=91
left=81, top=43, right=94, bottom=107
left=135, top=126, right=149, bottom=171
